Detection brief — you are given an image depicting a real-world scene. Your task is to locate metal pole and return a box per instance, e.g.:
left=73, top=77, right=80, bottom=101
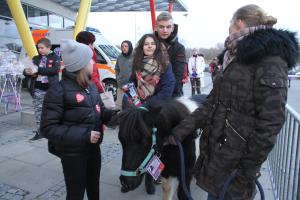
left=168, top=1, right=173, bottom=13
left=7, top=0, right=38, bottom=58
left=73, top=0, right=92, bottom=39
left=149, top=0, right=156, bottom=31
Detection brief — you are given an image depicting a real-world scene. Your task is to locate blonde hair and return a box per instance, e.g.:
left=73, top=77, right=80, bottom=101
left=156, top=11, right=173, bottom=22
left=75, top=67, right=91, bottom=88
left=233, top=4, right=277, bottom=27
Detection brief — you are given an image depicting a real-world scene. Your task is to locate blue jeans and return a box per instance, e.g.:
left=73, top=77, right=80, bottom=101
left=207, top=193, right=219, bottom=200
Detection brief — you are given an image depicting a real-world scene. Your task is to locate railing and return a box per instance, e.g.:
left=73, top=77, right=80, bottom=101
left=268, top=104, right=300, bottom=200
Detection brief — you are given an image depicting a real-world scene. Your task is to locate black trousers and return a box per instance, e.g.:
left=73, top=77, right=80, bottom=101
left=190, top=78, right=201, bottom=95
left=61, top=147, right=101, bottom=200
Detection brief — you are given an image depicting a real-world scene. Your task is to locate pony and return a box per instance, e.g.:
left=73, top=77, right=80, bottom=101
left=116, top=96, right=206, bottom=200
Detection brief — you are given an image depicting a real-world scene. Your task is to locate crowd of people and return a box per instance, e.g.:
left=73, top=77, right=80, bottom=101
left=22, top=4, right=299, bottom=200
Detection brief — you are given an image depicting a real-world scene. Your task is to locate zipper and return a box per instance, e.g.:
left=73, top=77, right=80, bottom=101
left=85, top=88, right=97, bottom=125
left=225, top=119, right=247, bottom=142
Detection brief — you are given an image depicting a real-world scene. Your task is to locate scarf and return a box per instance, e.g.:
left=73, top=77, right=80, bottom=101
left=223, top=25, right=270, bottom=70
left=136, top=57, right=161, bottom=100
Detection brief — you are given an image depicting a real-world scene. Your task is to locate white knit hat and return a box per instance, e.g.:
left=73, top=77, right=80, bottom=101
left=60, top=39, right=93, bottom=72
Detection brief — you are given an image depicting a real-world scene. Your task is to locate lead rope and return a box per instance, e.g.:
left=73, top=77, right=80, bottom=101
left=217, top=170, right=265, bottom=200
left=176, top=139, right=194, bottom=200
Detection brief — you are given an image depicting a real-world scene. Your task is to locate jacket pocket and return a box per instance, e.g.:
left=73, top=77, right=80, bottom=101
left=260, top=77, right=286, bottom=88
left=223, top=110, right=255, bottom=150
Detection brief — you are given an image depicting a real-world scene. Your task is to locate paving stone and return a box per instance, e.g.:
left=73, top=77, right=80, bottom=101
left=0, top=183, right=28, bottom=200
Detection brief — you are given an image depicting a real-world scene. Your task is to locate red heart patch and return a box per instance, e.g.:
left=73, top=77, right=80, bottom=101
left=96, top=104, right=101, bottom=113
left=76, top=93, right=85, bottom=103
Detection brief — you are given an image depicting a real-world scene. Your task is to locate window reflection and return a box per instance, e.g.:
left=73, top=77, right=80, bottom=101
left=49, top=14, right=63, bottom=28
left=98, top=45, right=120, bottom=60
left=64, top=18, right=74, bottom=28
left=0, top=17, right=22, bottom=55
left=28, top=7, right=48, bottom=26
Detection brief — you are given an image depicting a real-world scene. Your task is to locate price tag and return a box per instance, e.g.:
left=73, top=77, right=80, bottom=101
left=146, top=155, right=165, bottom=180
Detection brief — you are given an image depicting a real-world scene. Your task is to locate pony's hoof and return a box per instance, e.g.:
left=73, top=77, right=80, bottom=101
left=146, top=185, right=155, bottom=195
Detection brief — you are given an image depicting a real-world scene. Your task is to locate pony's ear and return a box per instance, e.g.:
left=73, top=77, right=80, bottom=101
left=146, top=100, right=162, bottom=116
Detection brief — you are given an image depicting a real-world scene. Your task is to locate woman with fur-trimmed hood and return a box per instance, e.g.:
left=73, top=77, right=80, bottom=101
left=168, top=4, right=299, bottom=200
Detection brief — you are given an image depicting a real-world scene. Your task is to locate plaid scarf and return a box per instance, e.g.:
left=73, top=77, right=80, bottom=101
left=136, top=57, right=161, bottom=100
left=223, top=25, right=270, bottom=70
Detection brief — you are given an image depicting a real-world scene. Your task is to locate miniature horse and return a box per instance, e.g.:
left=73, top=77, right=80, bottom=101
left=117, top=98, right=201, bottom=200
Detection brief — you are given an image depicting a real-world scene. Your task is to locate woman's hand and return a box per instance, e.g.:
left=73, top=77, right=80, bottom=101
left=90, top=131, right=100, bottom=143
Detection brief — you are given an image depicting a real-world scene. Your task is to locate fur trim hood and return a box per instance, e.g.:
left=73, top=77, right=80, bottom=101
left=236, top=29, right=299, bottom=69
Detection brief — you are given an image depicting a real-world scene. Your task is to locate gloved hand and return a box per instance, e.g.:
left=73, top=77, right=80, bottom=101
left=111, top=108, right=120, bottom=116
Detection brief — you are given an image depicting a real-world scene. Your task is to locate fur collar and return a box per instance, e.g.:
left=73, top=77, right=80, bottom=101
left=235, top=29, right=299, bottom=69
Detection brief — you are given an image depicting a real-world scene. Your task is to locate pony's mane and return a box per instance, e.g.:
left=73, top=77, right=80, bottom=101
left=152, top=100, right=190, bottom=137
left=118, top=106, right=153, bottom=141
left=118, top=99, right=194, bottom=142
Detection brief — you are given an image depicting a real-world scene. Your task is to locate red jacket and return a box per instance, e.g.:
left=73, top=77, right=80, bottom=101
left=91, top=50, right=104, bottom=93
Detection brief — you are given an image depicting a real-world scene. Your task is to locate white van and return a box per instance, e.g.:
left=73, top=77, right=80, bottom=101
left=23, top=26, right=120, bottom=98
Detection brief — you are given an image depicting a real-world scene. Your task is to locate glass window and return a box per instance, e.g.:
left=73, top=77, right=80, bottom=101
left=28, top=6, right=48, bottom=26
left=49, top=14, right=63, bottom=28
left=64, top=18, right=74, bottom=28
left=94, top=48, right=107, bottom=64
left=0, top=0, right=12, bottom=18
left=0, top=1, right=27, bottom=19
left=98, top=45, right=120, bottom=60
left=22, top=4, right=27, bottom=18
left=0, top=17, right=22, bottom=56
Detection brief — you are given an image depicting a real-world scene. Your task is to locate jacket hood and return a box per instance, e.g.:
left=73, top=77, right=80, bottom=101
left=236, top=29, right=299, bottom=69
left=155, top=24, right=179, bottom=44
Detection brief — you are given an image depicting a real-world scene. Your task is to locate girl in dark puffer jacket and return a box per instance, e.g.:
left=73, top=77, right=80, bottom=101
left=41, top=40, right=115, bottom=200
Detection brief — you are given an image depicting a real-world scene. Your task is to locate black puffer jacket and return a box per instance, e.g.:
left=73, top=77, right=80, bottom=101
left=155, top=24, right=186, bottom=97
left=41, top=70, right=113, bottom=157
left=172, top=29, right=299, bottom=199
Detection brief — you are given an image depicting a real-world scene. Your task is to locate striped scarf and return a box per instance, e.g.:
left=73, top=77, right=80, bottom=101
left=136, top=57, right=161, bottom=100
left=223, top=25, right=270, bottom=70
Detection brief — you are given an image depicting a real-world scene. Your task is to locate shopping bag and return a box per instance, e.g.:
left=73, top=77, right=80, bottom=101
left=100, top=91, right=116, bottom=109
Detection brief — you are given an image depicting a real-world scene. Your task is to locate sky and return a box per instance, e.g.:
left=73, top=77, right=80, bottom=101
left=87, top=0, right=300, bottom=49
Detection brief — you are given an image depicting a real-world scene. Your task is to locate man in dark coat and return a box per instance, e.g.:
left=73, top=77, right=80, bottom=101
left=155, top=12, right=186, bottom=97
left=168, top=4, right=299, bottom=200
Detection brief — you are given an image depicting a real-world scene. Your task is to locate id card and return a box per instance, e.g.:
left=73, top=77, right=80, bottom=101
left=146, top=155, right=165, bottom=180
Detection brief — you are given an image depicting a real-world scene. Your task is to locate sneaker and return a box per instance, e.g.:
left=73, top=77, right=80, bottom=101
left=29, top=131, right=43, bottom=141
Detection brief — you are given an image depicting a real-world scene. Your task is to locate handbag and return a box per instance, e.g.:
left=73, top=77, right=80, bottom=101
left=100, top=91, right=116, bottom=109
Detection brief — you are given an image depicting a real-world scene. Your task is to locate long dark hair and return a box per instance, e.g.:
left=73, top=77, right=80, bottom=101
left=132, top=34, right=169, bottom=73
left=121, top=40, right=133, bottom=57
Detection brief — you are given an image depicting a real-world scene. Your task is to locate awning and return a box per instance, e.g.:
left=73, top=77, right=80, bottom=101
left=50, top=0, right=187, bottom=12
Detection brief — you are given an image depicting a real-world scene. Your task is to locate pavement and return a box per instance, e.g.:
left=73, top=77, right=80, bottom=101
left=0, top=74, right=275, bottom=200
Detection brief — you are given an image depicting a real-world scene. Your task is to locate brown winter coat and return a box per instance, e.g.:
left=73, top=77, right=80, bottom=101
left=172, top=29, right=299, bottom=199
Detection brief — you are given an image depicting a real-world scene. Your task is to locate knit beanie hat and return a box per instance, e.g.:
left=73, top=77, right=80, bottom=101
left=60, top=39, right=93, bottom=72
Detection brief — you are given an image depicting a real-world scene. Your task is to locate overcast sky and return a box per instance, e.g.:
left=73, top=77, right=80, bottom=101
left=88, top=0, right=299, bottom=48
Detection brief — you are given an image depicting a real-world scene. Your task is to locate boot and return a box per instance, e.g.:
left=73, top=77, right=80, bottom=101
left=29, top=131, right=43, bottom=141
left=145, top=173, right=155, bottom=195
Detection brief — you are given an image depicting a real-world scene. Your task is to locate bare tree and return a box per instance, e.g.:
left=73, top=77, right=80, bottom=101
left=186, top=43, right=224, bottom=64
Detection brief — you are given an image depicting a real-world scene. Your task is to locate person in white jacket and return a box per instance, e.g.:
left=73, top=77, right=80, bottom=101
left=188, top=49, right=205, bottom=95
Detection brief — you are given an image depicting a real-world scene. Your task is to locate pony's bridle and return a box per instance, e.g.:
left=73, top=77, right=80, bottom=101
left=120, top=107, right=158, bottom=177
